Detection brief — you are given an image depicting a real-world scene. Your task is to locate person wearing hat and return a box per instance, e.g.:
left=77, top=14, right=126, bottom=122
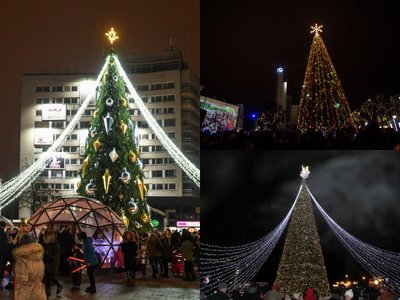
left=209, top=282, right=231, bottom=300
left=13, top=233, right=46, bottom=300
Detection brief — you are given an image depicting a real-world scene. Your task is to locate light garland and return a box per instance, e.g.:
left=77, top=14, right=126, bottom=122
left=113, top=54, right=200, bottom=187
left=201, top=185, right=301, bottom=296
left=0, top=57, right=110, bottom=210
left=309, top=187, right=400, bottom=294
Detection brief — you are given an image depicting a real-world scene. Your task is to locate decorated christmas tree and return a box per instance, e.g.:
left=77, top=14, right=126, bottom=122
left=297, top=24, right=354, bottom=132
left=275, top=166, right=330, bottom=297
left=77, top=28, right=152, bottom=232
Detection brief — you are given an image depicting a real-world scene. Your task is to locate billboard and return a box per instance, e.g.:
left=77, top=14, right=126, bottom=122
left=45, top=154, right=65, bottom=169
left=200, top=96, right=239, bottom=134
left=42, top=104, right=66, bottom=121
left=34, top=129, right=53, bottom=145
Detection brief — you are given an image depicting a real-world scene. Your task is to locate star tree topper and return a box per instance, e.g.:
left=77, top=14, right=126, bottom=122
left=311, top=23, right=323, bottom=36
left=300, top=165, right=310, bottom=180
left=106, top=27, right=119, bottom=44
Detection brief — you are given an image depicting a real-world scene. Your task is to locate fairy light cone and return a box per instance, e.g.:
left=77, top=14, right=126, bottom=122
left=275, top=166, right=330, bottom=297
left=297, top=24, right=354, bottom=133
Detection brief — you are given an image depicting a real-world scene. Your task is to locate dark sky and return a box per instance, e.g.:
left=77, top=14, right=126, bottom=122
left=0, top=0, right=199, bottom=182
left=201, top=0, right=400, bottom=115
left=201, top=150, right=400, bottom=282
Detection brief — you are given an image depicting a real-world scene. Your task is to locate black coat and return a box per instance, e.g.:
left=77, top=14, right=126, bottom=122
left=121, top=241, right=138, bottom=272
left=43, top=241, right=60, bottom=274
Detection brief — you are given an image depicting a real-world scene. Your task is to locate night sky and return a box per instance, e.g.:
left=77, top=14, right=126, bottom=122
left=201, top=150, right=400, bottom=283
left=0, top=0, right=199, bottom=182
left=201, top=0, right=400, bottom=115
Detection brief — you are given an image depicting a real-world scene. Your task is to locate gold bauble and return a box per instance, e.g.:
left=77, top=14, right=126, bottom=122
left=93, top=110, right=99, bottom=118
left=119, top=120, right=128, bottom=134
left=121, top=211, right=129, bottom=228
left=142, top=213, right=149, bottom=224
left=120, top=98, right=127, bottom=107
left=102, top=168, right=112, bottom=194
left=93, top=138, right=102, bottom=151
left=118, top=193, right=124, bottom=200
left=129, top=150, right=137, bottom=163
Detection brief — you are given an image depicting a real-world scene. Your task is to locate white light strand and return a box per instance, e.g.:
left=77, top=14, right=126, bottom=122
left=308, top=187, right=400, bottom=294
left=201, top=185, right=302, bottom=296
left=113, top=54, right=200, bottom=187
left=0, top=57, right=110, bottom=210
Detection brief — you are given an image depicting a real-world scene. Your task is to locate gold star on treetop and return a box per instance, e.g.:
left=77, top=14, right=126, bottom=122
left=106, top=27, right=119, bottom=45
left=310, top=23, right=323, bottom=36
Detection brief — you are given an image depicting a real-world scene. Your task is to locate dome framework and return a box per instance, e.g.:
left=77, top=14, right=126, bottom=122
left=27, top=196, right=126, bottom=268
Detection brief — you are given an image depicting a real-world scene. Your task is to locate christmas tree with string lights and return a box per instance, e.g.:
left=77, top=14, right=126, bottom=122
left=275, top=166, right=330, bottom=297
left=77, top=28, right=152, bottom=232
left=297, top=24, right=354, bottom=132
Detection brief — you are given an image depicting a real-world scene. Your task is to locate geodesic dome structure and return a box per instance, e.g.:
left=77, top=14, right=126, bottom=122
left=27, top=196, right=126, bottom=268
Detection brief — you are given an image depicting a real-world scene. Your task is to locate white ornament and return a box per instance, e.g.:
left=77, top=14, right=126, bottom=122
left=300, top=165, right=310, bottom=180
left=109, top=148, right=119, bottom=162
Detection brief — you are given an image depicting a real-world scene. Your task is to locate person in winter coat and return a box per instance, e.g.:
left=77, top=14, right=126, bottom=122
left=121, top=231, right=139, bottom=283
left=42, top=227, right=63, bottom=296
left=264, top=284, right=283, bottom=300
left=180, top=232, right=196, bottom=281
left=78, top=231, right=99, bottom=293
left=13, top=233, right=47, bottom=300
left=147, top=233, right=162, bottom=278
left=160, top=233, right=172, bottom=277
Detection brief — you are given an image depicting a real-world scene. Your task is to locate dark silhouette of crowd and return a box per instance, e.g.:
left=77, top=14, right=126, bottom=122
left=0, top=222, right=200, bottom=299
left=201, top=123, right=400, bottom=150
left=203, top=281, right=399, bottom=300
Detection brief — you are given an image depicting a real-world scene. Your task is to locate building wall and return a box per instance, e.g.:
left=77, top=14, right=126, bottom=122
left=19, top=51, right=199, bottom=218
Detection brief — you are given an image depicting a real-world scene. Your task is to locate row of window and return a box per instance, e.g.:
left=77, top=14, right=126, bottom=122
left=35, top=182, right=176, bottom=191
left=139, top=132, right=175, bottom=140
left=128, top=62, right=180, bottom=74
left=150, top=183, right=176, bottom=190
left=149, top=170, right=176, bottom=178
left=130, top=107, right=175, bottom=115
left=136, top=82, right=175, bottom=92
left=36, top=86, right=79, bottom=93
left=136, top=118, right=176, bottom=128
left=140, top=145, right=165, bottom=153
left=34, top=118, right=176, bottom=129
left=141, top=157, right=175, bottom=165
left=35, top=97, right=80, bottom=104
left=35, top=158, right=82, bottom=165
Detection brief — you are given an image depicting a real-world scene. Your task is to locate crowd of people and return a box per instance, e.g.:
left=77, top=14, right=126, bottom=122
left=0, top=221, right=200, bottom=299
left=201, top=122, right=400, bottom=150
left=203, top=281, right=399, bottom=300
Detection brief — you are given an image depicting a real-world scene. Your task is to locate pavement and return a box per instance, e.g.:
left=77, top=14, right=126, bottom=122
left=0, top=269, right=200, bottom=300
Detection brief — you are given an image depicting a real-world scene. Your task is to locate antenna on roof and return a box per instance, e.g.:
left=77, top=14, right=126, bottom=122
left=169, top=36, right=175, bottom=50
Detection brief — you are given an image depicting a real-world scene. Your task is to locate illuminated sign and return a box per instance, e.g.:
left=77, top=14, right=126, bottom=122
left=176, top=221, right=200, bottom=227
left=42, top=104, right=66, bottom=121
left=45, top=154, right=65, bottom=169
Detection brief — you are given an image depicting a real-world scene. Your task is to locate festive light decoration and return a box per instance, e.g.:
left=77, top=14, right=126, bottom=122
left=297, top=24, right=354, bottom=133
left=102, top=168, right=112, bottom=194
left=309, top=189, right=400, bottom=295
left=0, top=33, right=199, bottom=212
left=114, top=55, right=200, bottom=187
left=105, top=27, right=119, bottom=44
left=275, top=168, right=330, bottom=297
left=200, top=185, right=301, bottom=296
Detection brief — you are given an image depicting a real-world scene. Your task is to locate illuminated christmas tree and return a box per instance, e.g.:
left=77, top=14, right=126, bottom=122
left=77, top=28, right=152, bottom=232
left=275, top=166, right=330, bottom=297
left=297, top=24, right=354, bottom=132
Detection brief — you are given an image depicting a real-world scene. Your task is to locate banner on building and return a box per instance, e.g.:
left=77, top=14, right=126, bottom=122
left=42, top=104, right=67, bottom=121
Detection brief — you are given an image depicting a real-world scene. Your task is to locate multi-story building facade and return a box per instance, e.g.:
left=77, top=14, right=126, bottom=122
left=19, top=49, right=199, bottom=218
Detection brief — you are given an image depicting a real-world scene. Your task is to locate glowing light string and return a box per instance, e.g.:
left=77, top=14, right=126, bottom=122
left=0, top=57, right=110, bottom=210
left=201, top=185, right=302, bottom=296
left=308, top=187, right=400, bottom=294
left=113, top=54, right=200, bottom=187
